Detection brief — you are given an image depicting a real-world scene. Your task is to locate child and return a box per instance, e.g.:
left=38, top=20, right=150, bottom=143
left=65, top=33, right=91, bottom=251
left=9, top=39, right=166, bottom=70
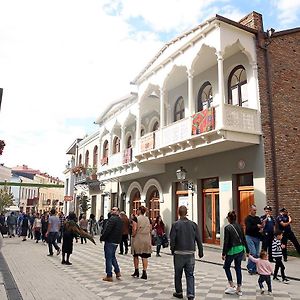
left=249, top=250, right=273, bottom=295
left=272, top=230, right=289, bottom=284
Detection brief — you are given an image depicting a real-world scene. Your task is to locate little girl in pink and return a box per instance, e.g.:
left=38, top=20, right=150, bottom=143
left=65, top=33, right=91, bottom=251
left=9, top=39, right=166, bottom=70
left=249, top=250, right=273, bottom=295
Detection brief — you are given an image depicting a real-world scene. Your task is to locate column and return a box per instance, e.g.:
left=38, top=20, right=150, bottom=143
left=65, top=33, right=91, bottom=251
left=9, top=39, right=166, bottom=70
left=187, top=69, right=195, bottom=116
left=250, top=61, right=260, bottom=111
left=160, top=88, right=165, bottom=146
left=135, top=102, right=141, bottom=153
left=216, top=51, right=225, bottom=129
left=120, top=125, right=126, bottom=155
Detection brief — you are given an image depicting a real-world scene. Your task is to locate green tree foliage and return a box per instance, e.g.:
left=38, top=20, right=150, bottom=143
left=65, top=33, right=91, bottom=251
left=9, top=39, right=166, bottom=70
left=0, top=187, right=14, bottom=213
left=77, top=192, right=91, bottom=214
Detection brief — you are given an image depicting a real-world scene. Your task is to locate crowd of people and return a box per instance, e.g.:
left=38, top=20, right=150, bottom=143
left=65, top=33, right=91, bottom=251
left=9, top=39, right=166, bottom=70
left=0, top=203, right=299, bottom=300
left=222, top=204, right=300, bottom=297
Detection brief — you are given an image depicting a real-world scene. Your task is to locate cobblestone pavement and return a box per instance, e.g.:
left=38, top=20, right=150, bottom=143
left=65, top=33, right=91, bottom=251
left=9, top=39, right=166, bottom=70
left=1, top=236, right=300, bottom=300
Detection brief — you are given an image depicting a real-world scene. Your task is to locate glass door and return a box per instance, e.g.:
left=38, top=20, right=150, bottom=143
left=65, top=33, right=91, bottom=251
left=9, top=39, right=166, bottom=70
left=203, top=190, right=220, bottom=245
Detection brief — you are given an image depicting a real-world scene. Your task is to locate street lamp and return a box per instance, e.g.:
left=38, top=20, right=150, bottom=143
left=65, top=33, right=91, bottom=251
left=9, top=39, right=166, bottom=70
left=99, top=182, right=106, bottom=192
left=176, top=166, right=194, bottom=193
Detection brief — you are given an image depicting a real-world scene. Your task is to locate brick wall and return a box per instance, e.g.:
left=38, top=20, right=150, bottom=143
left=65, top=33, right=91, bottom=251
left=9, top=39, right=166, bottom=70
left=256, top=30, right=300, bottom=238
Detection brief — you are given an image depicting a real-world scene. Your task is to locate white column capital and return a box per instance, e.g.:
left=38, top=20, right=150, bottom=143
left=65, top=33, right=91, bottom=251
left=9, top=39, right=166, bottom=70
left=216, top=51, right=224, bottom=60
left=187, top=69, right=195, bottom=78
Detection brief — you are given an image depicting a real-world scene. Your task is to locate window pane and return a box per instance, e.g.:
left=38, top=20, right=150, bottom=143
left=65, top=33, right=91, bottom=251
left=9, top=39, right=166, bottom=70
left=232, top=87, right=239, bottom=106
left=241, top=83, right=248, bottom=107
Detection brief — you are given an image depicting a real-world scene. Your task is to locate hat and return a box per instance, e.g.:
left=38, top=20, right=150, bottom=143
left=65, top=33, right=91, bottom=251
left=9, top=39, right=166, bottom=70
left=280, top=207, right=287, bottom=212
left=264, top=205, right=272, bottom=211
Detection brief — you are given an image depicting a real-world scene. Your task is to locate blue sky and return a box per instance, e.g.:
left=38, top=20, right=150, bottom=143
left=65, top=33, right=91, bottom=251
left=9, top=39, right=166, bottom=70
left=0, top=0, right=299, bottom=178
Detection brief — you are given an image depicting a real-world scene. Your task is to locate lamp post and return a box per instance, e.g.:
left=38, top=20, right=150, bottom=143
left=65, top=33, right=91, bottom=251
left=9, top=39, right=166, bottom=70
left=99, top=182, right=106, bottom=192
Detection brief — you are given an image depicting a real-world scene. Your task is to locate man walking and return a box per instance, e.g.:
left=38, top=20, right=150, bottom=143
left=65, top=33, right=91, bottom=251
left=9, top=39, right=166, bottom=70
left=100, top=207, right=123, bottom=282
left=119, top=211, right=129, bottom=255
left=6, top=212, right=17, bottom=238
left=277, top=207, right=300, bottom=261
left=245, top=204, right=263, bottom=274
left=46, top=208, right=61, bottom=257
left=170, top=205, right=203, bottom=300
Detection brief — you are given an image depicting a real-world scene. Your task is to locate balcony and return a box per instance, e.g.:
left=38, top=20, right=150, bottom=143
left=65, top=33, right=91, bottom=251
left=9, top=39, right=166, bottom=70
left=136, top=105, right=261, bottom=163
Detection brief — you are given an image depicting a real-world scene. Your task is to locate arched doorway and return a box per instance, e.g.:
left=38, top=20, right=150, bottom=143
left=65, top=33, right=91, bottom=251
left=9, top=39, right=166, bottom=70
left=147, top=188, right=160, bottom=224
left=131, top=189, right=141, bottom=216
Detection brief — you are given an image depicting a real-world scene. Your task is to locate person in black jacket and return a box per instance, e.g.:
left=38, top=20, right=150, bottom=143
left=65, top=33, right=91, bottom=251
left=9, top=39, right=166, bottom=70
left=170, top=205, right=203, bottom=300
left=222, top=211, right=249, bottom=296
left=245, top=204, right=263, bottom=275
left=100, top=207, right=123, bottom=282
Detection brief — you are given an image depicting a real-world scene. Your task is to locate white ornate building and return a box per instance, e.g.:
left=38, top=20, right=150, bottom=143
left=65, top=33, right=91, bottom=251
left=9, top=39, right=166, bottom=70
left=65, top=12, right=267, bottom=245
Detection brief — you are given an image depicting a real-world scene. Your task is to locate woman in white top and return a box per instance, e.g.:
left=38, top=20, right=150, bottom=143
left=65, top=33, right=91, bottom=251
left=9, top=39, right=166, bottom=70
left=33, top=213, right=42, bottom=243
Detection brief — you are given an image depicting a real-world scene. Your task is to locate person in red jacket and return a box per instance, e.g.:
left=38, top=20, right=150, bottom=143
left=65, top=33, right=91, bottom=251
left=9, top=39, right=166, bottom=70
left=153, top=215, right=165, bottom=257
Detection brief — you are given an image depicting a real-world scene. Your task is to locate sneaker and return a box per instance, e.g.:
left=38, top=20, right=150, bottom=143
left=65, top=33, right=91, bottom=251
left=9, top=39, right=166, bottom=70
left=47, top=254, right=53, bottom=257
left=224, top=287, right=236, bottom=295
left=236, top=290, right=243, bottom=296
left=65, top=261, right=72, bottom=265
left=260, top=288, right=265, bottom=294
left=282, top=278, right=290, bottom=284
left=268, top=291, right=273, bottom=296
left=172, top=292, right=183, bottom=299
left=156, top=254, right=161, bottom=257
left=56, top=249, right=61, bottom=256
left=273, top=277, right=280, bottom=281
left=116, top=272, right=121, bottom=280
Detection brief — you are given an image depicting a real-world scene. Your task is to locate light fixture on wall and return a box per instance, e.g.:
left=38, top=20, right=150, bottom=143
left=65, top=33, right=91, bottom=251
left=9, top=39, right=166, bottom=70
left=99, top=181, right=106, bottom=191
left=176, top=166, right=195, bottom=194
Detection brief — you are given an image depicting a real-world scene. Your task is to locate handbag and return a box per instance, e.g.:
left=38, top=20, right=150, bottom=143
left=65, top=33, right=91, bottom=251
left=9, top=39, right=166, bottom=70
left=230, top=224, right=246, bottom=261
left=162, top=234, right=169, bottom=248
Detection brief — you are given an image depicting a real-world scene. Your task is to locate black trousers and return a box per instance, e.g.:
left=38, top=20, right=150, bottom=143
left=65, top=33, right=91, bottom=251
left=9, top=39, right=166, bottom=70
left=258, top=274, right=272, bottom=292
left=273, top=257, right=286, bottom=280
left=119, top=234, right=128, bottom=254
left=262, top=233, right=274, bottom=261
left=282, top=230, right=300, bottom=260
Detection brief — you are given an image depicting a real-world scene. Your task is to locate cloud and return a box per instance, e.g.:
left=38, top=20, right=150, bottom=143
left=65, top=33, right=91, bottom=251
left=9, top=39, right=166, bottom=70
left=272, top=0, right=300, bottom=26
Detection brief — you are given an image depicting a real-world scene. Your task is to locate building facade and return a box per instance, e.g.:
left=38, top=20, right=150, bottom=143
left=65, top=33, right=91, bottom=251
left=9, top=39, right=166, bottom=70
left=67, top=12, right=300, bottom=245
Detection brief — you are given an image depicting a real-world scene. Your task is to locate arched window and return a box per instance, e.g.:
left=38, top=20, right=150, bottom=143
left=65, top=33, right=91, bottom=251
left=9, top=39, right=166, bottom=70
left=78, top=154, right=82, bottom=165
left=152, top=121, right=159, bottom=131
left=93, top=146, right=98, bottom=167
left=197, top=81, right=213, bottom=112
left=113, top=136, right=120, bottom=154
left=85, top=150, right=89, bottom=168
left=103, top=140, right=109, bottom=158
left=127, top=135, right=132, bottom=148
left=174, top=97, right=185, bottom=121
left=228, top=65, right=248, bottom=107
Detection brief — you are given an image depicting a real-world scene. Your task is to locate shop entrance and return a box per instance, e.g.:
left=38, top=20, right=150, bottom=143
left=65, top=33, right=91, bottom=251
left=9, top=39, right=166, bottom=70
left=202, top=178, right=220, bottom=245
left=237, top=173, right=254, bottom=231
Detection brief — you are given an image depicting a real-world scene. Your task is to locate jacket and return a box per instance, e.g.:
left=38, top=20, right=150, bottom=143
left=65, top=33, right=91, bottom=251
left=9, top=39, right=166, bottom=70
left=222, top=222, right=249, bottom=256
left=100, top=214, right=122, bottom=244
left=170, top=217, right=203, bottom=257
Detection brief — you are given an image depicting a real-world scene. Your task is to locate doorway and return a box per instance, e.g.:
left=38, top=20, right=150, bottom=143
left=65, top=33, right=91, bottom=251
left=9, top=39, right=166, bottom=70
left=131, top=189, right=141, bottom=216
left=202, top=178, right=220, bottom=245
left=148, top=189, right=160, bottom=223
left=237, top=173, right=254, bottom=231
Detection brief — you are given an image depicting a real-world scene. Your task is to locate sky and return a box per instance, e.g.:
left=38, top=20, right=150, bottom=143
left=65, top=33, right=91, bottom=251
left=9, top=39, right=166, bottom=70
left=0, top=0, right=299, bottom=179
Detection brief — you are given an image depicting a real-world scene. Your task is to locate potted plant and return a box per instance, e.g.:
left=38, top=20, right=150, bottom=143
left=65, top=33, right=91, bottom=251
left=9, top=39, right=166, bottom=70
left=86, top=166, right=97, bottom=180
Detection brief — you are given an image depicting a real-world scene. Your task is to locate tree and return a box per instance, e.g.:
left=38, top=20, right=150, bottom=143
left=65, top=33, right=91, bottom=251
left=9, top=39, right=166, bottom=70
left=77, top=192, right=91, bottom=214
left=0, top=187, right=14, bottom=213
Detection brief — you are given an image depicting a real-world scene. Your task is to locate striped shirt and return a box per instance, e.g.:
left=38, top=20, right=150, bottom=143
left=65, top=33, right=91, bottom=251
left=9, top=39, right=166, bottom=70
left=272, top=237, right=282, bottom=258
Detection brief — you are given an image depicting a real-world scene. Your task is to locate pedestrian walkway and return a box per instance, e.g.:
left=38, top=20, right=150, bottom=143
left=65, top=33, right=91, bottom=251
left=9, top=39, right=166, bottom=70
left=1, top=236, right=300, bottom=300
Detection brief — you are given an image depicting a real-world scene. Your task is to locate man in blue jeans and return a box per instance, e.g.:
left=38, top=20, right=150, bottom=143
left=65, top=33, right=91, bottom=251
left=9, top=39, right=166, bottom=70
left=46, top=208, right=61, bottom=256
left=100, top=207, right=123, bottom=282
left=170, top=205, right=203, bottom=300
left=245, top=204, right=263, bottom=274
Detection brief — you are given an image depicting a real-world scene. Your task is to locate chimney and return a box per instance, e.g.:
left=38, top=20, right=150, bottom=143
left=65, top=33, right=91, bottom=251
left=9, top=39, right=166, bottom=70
left=239, top=11, right=264, bottom=32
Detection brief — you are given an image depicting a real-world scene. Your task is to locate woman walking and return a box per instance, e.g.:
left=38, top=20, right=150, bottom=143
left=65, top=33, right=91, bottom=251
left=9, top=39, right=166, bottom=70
left=61, top=212, right=95, bottom=265
left=222, top=211, right=249, bottom=296
left=131, top=206, right=152, bottom=279
left=33, top=213, right=42, bottom=243
left=20, top=213, right=29, bottom=241
left=153, top=215, right=165, bottom=257
left=79, top=214, right=88, bottom=244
